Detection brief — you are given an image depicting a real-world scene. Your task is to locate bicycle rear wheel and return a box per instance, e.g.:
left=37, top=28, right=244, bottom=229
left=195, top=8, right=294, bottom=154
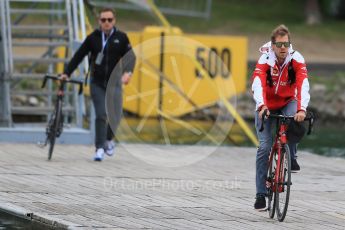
left=48, top=99, right=62, bottom=160
left=275, top=144, right=291, bottom=222
left=267, top=149, right=277, bottom=218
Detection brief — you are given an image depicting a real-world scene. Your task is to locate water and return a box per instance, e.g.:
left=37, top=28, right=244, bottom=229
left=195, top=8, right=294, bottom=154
left=0, top=212, right=51, bottom=230
left=298, top=125, right=345, bottom=158
left=117, top=117, right=244, bottom=145
left=117, top=117, right=345, bottom=158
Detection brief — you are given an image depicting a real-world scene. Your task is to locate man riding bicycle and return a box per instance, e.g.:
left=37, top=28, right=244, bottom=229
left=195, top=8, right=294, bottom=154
left=251, top=25, right=311, bottom=210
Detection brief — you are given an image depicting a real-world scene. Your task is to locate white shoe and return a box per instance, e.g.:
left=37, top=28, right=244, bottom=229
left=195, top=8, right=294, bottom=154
left=105, top=140, right=115, bottom=156
left=93, top=148, right=104, bottom=161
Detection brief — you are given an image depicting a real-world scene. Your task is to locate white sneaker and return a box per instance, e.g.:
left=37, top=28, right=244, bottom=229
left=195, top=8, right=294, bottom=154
left=93, top=148, right=104, bottom=161
left=105, top=140, right=115, bottom=156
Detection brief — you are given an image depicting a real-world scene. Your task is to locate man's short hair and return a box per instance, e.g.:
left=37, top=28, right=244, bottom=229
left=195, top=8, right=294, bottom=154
left=99, top=7, right=116, bottom=17
left=271, top=24, right=290, bottom=43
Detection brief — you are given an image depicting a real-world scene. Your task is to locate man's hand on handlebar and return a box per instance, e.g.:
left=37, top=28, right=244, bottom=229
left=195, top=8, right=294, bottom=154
left=121, top=72, right=132, bottom=85
left=259, top=105, right=270, bottom=120
left=294, top=110, right=306, bottom=122
left=59, top=74, right=69, bottom=81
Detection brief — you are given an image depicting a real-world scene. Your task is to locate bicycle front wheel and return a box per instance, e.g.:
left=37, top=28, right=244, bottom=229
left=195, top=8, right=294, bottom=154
left=48, top=99, right=62, bottom=160
left=275, top=144, right=291, bottom=222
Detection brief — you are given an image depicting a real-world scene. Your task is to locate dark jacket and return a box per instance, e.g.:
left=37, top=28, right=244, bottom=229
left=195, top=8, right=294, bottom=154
left=64, top=27, right=136, bottom=86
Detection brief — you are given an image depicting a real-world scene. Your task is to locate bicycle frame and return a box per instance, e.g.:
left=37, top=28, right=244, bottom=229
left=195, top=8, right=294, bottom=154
left=275, top=119, right=288, bottom=193
left=53, top=83, right=65, bottom=138
left=267, top=117, right=288, bottom=193
left=40, top=74, right=83, bottom=160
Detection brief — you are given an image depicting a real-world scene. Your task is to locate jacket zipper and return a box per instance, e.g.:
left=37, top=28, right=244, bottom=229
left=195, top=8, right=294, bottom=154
left=105, top=44, right=108, bottom=86
left=275, top=63, right=287, bottom=94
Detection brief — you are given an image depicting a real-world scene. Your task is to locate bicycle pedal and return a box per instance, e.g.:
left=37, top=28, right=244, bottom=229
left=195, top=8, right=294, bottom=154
left=265, top=181, right=272, bottom=188
left=282, top=182, right=292, bottom=185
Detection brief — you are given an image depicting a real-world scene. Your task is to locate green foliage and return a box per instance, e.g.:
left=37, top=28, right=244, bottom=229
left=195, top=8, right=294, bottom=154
left=312, top=72, right=345, bottom=92
left=113, top=0, right=345, bottom=40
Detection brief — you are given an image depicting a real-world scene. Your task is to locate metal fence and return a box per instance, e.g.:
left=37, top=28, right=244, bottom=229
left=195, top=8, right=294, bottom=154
left=87, top=0, right=212, bottom=19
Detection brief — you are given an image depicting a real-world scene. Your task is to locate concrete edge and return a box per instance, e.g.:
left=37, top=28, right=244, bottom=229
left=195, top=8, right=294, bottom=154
left=0, top=202, right=32, bottom=220
left=0, top=127, right=93, bottom=144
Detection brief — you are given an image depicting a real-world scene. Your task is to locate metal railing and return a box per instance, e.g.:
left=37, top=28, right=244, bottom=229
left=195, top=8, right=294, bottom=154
left=86, top=0, right=212, bottom=19
left=0, top=0, right=91, bottom=133
left=0, top=0, right=13, bottom=126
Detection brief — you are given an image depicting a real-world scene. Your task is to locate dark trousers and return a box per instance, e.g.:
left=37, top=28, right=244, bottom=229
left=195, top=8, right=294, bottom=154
left=90, top=83, right=115, bottom=149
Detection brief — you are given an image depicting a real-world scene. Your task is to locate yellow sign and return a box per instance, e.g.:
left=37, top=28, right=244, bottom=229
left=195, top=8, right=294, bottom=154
left=123, top=26, right=247, bottom=117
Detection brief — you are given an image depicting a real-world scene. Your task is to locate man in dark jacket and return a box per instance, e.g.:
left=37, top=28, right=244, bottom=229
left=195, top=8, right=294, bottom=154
left=61, top=7, right=136, bottom=161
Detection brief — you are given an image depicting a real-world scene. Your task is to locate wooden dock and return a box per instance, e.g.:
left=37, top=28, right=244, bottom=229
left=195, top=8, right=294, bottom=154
left=0, top=143, right=344, bottom=229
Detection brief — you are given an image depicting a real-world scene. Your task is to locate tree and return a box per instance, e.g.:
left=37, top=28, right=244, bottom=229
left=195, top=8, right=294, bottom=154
left=305, top=0, right=322, bottom=25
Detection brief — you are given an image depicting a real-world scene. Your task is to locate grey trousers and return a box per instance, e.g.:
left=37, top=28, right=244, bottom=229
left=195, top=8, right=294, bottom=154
left=90, top=83, right=115, bottom=149
left=254, top=100, right=297, bottom=196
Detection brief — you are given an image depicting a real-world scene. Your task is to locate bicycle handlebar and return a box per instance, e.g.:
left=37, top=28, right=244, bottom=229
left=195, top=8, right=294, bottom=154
left=259, top=109, right=315, bottom=135
left=41, top=74, right=84, bottom=95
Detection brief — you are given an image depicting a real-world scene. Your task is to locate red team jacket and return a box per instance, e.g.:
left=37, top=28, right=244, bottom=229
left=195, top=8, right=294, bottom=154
left=251, top=42, right=310, bottom=112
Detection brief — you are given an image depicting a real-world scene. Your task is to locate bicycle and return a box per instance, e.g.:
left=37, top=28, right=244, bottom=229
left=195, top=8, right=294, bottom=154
left=259, top=110, right=314, bottom=222
left=40, top=74, right=83, bottom=160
